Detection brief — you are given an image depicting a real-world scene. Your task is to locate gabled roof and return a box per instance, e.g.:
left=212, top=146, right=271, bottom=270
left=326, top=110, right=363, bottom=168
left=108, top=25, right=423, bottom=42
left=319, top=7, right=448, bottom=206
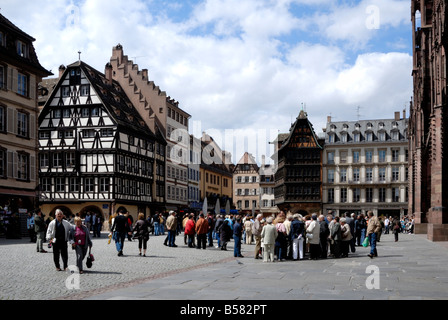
left=39, top=60, right=155, bottom=139
left=278, top=110, right=322, bottom=151
left=0, top=13, right=53, bottom=77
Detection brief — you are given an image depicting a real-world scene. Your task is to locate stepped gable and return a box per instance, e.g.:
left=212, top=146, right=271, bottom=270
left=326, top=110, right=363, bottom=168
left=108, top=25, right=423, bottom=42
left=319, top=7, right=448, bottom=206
left=72, top=60, right=155, bottom=139
left=109, top=44, right=191, bottom=124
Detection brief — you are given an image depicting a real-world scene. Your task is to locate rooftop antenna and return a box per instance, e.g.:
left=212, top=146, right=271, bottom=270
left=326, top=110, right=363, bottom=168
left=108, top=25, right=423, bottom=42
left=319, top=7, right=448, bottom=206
left=356, top=105, right=363, bottom=120
left=78, top=50, right=81, bottom=62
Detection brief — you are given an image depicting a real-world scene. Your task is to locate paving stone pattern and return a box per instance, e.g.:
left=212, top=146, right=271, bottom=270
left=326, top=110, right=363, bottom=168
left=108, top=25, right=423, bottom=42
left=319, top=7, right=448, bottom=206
left=1, top=232, right=448, bottom=300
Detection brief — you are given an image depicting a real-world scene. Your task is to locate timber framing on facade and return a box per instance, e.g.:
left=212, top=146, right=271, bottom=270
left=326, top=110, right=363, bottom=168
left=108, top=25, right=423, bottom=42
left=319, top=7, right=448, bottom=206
left=38, top=60, right=166, bottom=224
left=273, top=110, right=323, bottom=215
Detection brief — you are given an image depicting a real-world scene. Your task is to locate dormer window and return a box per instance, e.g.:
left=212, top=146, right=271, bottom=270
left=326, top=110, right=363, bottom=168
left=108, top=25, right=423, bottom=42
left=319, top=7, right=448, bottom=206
left=367, top=122, right=373, bottom=130
left=17, top=40, right=28, bottom=58
left=378, top=122, right=384, bottom=129
left=342, top=124, right=349, bottom=131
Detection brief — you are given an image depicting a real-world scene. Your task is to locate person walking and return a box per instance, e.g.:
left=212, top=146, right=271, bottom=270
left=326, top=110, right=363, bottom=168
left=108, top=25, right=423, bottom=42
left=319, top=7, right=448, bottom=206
left=110, top=206, right=132, bottom=256
left=233, top=215, right=244, bottom=257
left=84, top=212, right=92, bottom=234
left=261, top=217, right=277, bottom=262
left=185, top=214, right=196, bottom=248
left=46, top=209, right=71, bottom=271
left=132, top=213, right=150, bottom=256
left=69, top=217, right=92, bottom=273
left=219, top=219, right=232, bottom=251
left=290, top=214, right=305, bottom=260
left=366, top=211, right=382, bottom=258
left=252, top=214, right=263, bottom=259
left=165, top=211, right=178, bottom=247
left=195, top=213, right=209, bottom=249
left=34, top=209, right=47, bottom=253
left=392, top=218, right=401, bottom=242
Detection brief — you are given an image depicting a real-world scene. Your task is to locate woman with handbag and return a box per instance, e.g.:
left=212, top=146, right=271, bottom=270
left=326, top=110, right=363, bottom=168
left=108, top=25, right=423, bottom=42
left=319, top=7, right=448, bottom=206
left=132, top=213, right=150, bottom=256
left=69, top=217, right=92, bottom=274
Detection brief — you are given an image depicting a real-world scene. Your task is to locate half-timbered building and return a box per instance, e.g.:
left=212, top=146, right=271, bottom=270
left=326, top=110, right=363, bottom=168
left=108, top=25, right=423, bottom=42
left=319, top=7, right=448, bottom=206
left=38, top=60, right=165, bottom=227
left=273, top=110, right=323, bottom=215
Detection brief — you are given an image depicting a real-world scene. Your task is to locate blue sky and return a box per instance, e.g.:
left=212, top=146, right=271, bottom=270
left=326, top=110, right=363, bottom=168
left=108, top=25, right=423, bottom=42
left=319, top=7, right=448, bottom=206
left=1, top=0, right=413, bottom=163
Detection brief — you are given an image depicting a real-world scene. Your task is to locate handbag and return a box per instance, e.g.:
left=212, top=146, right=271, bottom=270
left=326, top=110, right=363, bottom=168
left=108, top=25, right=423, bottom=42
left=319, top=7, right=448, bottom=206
left=86, top=247, right=94, bottom=268
left=362, top=236, right=369, bottom=247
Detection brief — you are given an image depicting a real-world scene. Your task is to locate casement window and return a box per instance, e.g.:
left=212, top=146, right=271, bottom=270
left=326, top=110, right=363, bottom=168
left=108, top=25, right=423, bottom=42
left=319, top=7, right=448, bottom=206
left=41, top=178, right=51, bottom=192
left=17, top=40, right=28, bottom=58
left=327, top=188, right=334, bottom=203
left=17, top=73, right=28, bottom=96
left=39, top=153, right=49, bottom=168
left=17, top=111, right=29, bottom=137
left=82, top=129, right=95, bottom=138
left=80, top=85, right=90, bottom=96
left=353, top=168, right=360, bottom=182
left=84, top=178, right=94, bottom=192
left=101, top=128, right=113, bottom=137
left=353, top=188, right=360, bottom=202
left=100, top=178, right=110, bottom=192
left=392, top=149, right=399, bottom=162
left=66, top=152, right=75, bottom=168
left=340, top=188, right=347, bottom=203
left=69, top=177, right=79, bottom=192
left=392, top=167, right=399, bottom=181
left=366, top=167, right=373, bottom=182
left=392, top=187, right=400, bottom=202
left=55, top=177, right=65, bottom=192
left=379, top=188, right=386, bottom=202
left=61, top=86, right=70, bottom=97
left=17, top=152, right=29, bottom=180
left=53, top=153, right=62, bottom=168
left=378, top=167, right=386, bottom=181
left=366, top=188, right=373, bottom=202
left=378, top=149, right=386, bottom=163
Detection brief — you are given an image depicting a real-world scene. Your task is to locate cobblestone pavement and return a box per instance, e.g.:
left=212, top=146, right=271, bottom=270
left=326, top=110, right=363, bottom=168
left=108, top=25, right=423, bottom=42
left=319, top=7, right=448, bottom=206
left=1, top=231, right=448, bottom=300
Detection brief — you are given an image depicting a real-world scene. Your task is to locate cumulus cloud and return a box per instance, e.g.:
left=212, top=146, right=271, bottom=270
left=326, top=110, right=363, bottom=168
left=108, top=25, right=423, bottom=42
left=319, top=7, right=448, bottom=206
left=0, top=0, right=413, bottom=163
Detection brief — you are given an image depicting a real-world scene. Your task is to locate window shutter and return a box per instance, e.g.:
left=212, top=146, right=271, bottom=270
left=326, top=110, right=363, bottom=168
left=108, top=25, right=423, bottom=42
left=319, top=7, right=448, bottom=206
left=29, top=75, right=36, bottom=100
left=13, top=152, right=18, bottom=178
left=29, top=114, right=35, bottom=139
left=7, top=107, right=16, bottom=134
left=7, top=151, right=13, bottom=178
left=7, top=67, right=13, bottom=91
left=12, top=69, right=18, bottom=93
left=30, top=155, right=36, bottom=181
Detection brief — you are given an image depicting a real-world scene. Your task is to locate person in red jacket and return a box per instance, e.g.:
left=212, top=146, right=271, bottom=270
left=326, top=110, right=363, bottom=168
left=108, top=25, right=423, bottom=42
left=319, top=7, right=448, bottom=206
left=195, top=213, right=209, bottom=249
left=184, top=214, right=196, bottom=248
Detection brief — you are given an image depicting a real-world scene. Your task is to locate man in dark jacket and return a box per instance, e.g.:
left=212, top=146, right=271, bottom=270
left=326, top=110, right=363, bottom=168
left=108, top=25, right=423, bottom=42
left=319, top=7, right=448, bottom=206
left=110, top=206, right=131, bottom=256
left=34, top=209, right=47, bottom=253
left=318, top=215, right=330, bottom=259
left=233, top=215, right=244, bottom=258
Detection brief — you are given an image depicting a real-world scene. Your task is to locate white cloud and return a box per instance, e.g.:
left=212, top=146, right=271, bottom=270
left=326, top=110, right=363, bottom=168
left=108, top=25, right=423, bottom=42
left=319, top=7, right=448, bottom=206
left=0, top=0, right=413, bottom=162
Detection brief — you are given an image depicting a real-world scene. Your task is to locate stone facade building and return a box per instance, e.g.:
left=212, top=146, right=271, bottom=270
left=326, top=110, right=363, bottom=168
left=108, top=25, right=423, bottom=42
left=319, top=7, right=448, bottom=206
left=0, top=14, right=52, bottom=235
left=409, top=0, right=448, bottom=240
left=322, top=113, right=409, bottom=217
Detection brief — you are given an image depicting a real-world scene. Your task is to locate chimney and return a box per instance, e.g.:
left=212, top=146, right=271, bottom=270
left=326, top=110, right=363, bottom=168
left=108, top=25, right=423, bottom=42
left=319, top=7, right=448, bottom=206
left=105, top=63, right=113, bottom=85
left=403, top=109, right=406, bottom=119
left=59, top=65, right=66, bottom=79
left=394, top=111, right=400, bottom=121
left=327, top=116, right=332, bottom=123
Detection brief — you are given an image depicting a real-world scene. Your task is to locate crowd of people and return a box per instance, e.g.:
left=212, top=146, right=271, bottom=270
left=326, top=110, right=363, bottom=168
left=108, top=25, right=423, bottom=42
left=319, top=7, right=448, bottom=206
left=25, top=206, right=415, bottom=273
